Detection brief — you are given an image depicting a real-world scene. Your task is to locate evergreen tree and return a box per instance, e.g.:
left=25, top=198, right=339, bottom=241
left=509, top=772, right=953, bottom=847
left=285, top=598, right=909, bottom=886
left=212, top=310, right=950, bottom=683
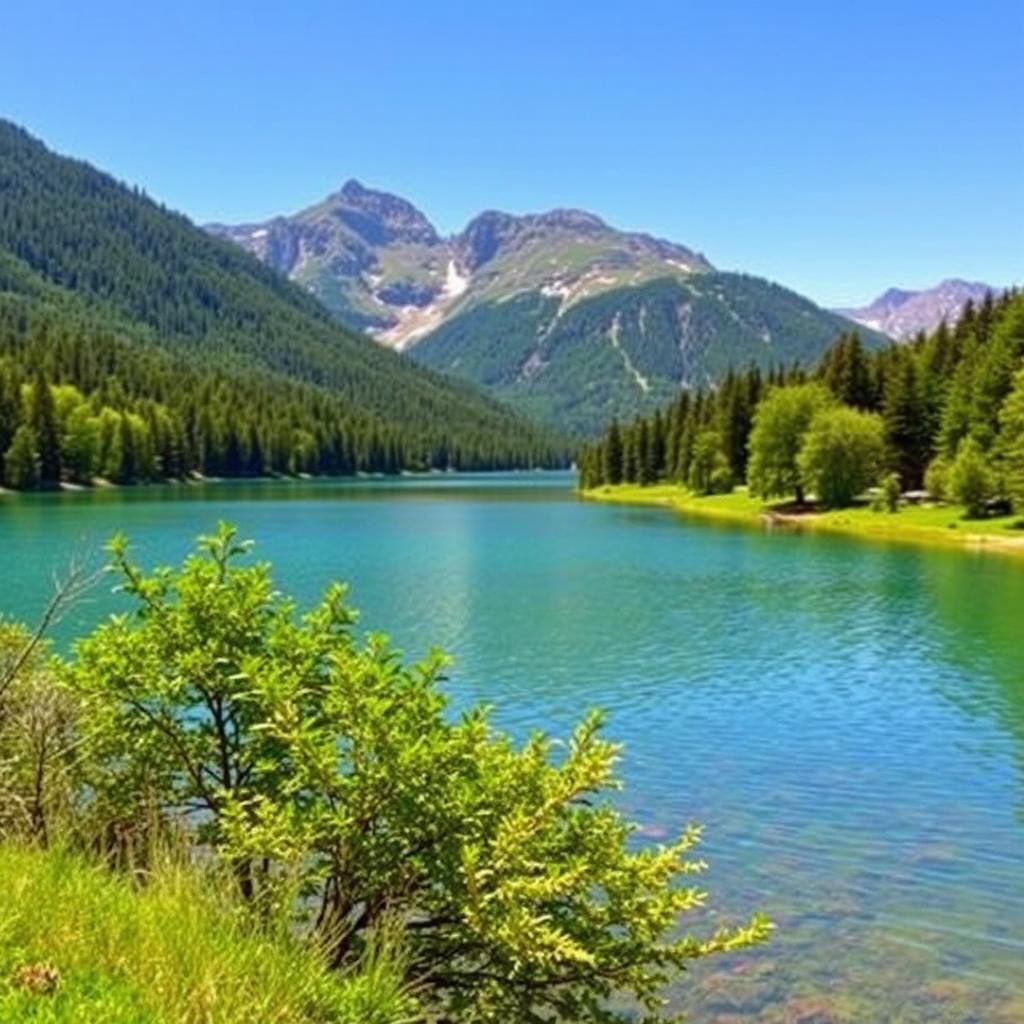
left=650, top=409, right=667, bottom=480
left=603, top=420, right=624, bottom=485
left=29, top=369, right=62, bottom=486
left=622, top=424, right=638, bottom=483
left=998, top=367, right=1024, bottom=513
left=882, top=353, right=930, bottom=489
left=115, top=414, right=138, bottom=483
left=636, top=420, right=654, bottom=486
left=3, top=424, right=40, bottom=489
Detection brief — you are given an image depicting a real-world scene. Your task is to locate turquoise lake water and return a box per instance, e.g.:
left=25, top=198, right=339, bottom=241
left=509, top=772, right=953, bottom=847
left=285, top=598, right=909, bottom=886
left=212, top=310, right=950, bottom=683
left=1, top=472, right=1022, bottom=1021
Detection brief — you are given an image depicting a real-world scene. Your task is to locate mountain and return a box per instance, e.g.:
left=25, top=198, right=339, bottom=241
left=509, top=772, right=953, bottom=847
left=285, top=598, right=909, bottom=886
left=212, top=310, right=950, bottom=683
left=210, top=185, right=885, bottom=435
left=207, top=182, right=712, bottom=349
left=835, top=279, right=999, bottom=340
left=0, top=121, right=566, bottom=488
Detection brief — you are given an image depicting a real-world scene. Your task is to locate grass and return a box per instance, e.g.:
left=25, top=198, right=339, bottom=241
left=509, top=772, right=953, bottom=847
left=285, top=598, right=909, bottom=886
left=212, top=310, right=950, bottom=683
left=0, top=844, right=418, bottom=1024
left=583, top=484, right=1024, bottom=557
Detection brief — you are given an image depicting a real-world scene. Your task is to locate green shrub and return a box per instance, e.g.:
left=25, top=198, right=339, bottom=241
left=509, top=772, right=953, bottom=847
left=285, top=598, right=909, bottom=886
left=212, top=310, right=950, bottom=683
left=748, top=383, right=833, bottom=502
left=797, top=406, right=885, bottom=508
left=880, top=472, right=902, bottom=513
left=67, top=524, right=769, bottom=1023
left=924, top=456, right=950, bottom=501
left=949, top=437, right=994, bottom=518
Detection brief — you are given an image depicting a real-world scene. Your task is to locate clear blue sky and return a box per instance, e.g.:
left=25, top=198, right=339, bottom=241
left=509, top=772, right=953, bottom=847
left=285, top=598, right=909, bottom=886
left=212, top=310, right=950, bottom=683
left=2, top=1, right=1021, bottom=306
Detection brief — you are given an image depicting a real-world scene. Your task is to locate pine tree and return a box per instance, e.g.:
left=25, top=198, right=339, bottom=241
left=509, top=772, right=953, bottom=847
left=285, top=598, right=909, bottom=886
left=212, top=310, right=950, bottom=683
left=636, top=420, right=654, bottom=486
left=650, top=409, right=666, bottom=480
left=29, top=369, right=62, bottom=486
left=882, top=353, right=930, bottom=489
left=115, top=414, right=138, bottom=483
left=603, top=421, right=624, bottom=485
left=3, top=424, right=40, bottom=489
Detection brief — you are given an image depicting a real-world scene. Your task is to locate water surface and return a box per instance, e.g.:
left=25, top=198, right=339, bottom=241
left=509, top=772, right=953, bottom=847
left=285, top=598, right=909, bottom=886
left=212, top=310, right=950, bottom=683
left=1, top=473, right=1022, bottom=1022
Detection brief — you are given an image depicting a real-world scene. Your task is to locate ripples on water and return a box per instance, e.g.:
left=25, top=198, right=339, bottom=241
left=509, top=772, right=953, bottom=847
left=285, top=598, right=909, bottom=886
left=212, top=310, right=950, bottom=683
left=1, top=473, right=1022, bottom=1022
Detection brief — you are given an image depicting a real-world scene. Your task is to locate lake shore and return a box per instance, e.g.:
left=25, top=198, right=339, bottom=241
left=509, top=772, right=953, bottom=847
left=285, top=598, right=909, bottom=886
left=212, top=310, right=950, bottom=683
left=0, top=467, right=568, bottom=499
left=582, top=484, right=1024, bottom=558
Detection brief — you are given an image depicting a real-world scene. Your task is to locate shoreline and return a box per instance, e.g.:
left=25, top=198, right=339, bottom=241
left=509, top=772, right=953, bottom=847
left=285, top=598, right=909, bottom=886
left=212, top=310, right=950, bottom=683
left=582, top=484, right=1024, bottom=559
left=0, top=466, right=570, bottom=498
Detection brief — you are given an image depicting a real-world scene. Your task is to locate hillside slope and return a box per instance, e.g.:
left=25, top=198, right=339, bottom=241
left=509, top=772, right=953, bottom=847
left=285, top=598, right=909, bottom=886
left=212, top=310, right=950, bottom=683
left=413, top=271, right=878, bottom=435
left=0, top=121, right=566, bottom=483
left=211, top=182, right=885, bottom=434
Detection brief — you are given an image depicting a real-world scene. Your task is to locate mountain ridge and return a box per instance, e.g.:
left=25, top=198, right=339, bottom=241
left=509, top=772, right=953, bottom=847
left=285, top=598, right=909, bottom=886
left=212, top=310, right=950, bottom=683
left=835, top=279, right=1000, bottom=340
left=206, top=184, right=712, bottom=348
left=209, top=182, right=884, bottom=434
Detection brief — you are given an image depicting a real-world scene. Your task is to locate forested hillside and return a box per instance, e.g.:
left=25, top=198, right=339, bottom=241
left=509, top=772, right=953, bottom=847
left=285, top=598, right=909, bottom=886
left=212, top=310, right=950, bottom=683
left=580, top=290, right=1024, bottom=514
left=0, top=121, right=566, bottom=488
left=414, top=272, right=883, bottom=435
left=210, top=180, right=888, bottom=437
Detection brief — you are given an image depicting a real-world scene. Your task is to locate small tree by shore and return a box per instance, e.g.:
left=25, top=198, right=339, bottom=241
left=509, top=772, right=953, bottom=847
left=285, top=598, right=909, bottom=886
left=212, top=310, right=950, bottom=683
left=0, top=524, right=770, bottom=1024
left=797, top=406, right=885, bottom=508
left=949, top=438, right=994, bottom=518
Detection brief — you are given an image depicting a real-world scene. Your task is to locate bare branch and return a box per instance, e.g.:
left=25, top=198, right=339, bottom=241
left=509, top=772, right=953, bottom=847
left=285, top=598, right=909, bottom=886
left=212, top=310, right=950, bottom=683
left=0, top=547, right=102, bottom=701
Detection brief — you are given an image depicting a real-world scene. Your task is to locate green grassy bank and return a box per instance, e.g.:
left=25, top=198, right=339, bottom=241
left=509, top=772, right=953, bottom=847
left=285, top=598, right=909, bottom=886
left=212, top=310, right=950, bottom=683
left=583, top=484, right=1024, bottom=558
left=0, top=845, right=415, bottom=1024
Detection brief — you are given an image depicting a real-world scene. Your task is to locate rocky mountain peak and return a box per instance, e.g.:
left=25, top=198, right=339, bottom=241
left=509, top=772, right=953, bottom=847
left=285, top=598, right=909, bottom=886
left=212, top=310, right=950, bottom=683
left=209, top=182, right=715, bottom=345
left=875, top=287, right=916, bottom=310
left=321, top=179, right=441, bottom=247
left=835, top=279, right=999, bottom=340
left=455, top=210, right=519, bottom=270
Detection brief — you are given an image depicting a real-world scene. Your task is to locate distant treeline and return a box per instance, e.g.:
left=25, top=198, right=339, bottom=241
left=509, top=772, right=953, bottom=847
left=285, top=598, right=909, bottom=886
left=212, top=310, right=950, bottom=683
left=0, top=118, right=568, bottom=489
left=580, top=289, right=1024, bottom=511
left=0, top=296, right=565, bottom=489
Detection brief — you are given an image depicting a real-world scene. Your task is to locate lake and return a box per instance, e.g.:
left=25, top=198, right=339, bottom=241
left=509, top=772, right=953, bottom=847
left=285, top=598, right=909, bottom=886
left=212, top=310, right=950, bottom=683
left=1, top=472, right=1022, bottom=1022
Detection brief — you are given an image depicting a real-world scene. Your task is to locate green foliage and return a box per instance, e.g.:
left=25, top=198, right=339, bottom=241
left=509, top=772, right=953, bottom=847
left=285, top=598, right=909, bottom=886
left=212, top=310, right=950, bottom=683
left=582, top=367, right=777, bottom=492
left=28, top=368, right=62, bottom=486
left=0, top=621, right=78, bottom=844
left=0, top=845, right=416, bottom=1024
left=69, top=525, right=769, bottom=1022
left=688, top=430, right=731, bottom=495
left=582, top=292, right=1024, bottom=524
left=0, top=120, right=567, bottom=489
left=998, top=367, right=1024, bottom=512
left=924, top=456, right=951, bottom=501
left=747, top=383, right=832, bottom=502
left=949, top=437, right=994, bottom=518
left=797, top=406, right=885, bottom=508
left=881, top=349, right=930, bottom=489
left=879, top=472, right=902, bottom=513
left=819, top=331, right=876, bottom=408
left=603, top=420, right=624, bottom=484
left=415, top=274, right=886, bottom=436
left=3, top=424, right=39, bottom=489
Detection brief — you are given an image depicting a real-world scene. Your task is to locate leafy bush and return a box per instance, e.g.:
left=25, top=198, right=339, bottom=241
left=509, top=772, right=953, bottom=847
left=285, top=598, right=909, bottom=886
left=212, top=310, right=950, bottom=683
left=924, top=456, right=950, bottom=501
left=880, top=472, right=902, bottom=513
left=999, top=367, right=1024, bottom=513
left=949, top=437, right=994, bottom=518
left=689, top=429, right=732, bottom=494
left=797, top=406, right=885, bottom=508
left=748, top=384, right=833, bottom=502
left=68, top=524, right=769, bottom=1023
